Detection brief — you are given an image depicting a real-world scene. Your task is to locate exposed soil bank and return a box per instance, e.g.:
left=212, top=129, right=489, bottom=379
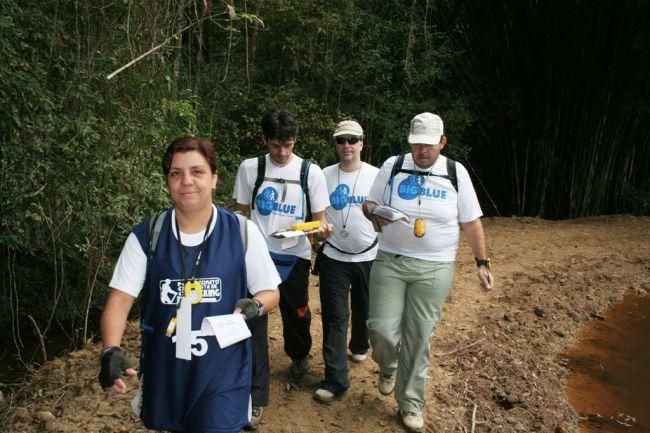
left=2, top=215, right=649, bottom=433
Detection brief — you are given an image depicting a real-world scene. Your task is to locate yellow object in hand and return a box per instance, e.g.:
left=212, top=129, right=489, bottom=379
left=291, top=221, right=321, bottom=231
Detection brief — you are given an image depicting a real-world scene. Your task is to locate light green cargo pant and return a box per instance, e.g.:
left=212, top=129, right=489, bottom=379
left=367, top=250, right=455, bottom=413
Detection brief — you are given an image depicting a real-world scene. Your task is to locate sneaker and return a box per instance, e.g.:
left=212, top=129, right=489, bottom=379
left=290, top=357, right=309, bottom=381
left=313, top=388, right=336, bottom=403
left=350, top=352, right=367, bottom=363
left=400, top=409, right=424, bottom=432
left=244, top=406, right=264, bottom=430
left=378, top=372, right=395, bottom=395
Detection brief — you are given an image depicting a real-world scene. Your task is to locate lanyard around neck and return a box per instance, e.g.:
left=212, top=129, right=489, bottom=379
left=175, top=208, right=214, bottom=283
left=337, top=163, right=363, bottom=230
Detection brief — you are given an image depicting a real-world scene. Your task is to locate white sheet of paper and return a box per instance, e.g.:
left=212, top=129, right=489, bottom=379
left=201, top=314, right=252, bottom=348
left=280, top=236, right=300, bottom=249
left=271, top=230, right=305, bottom=239
left=175, top=298, right=192, bottom=360
left=131, top=386, right=142, bottom=416
left=373, top=205, right=411, bottom=223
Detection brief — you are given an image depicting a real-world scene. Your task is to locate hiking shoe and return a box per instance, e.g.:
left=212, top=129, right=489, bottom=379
left=313, top=388, right=336, bottom=403
left=350, top=352, right=367, bottom=363
left=400, top=409, right=424, bottom=432
left=244, top=406, right=264, bottom=430
left=378, top=372, right=395, bottom=395
left=290, top=357, right=309, bottom=381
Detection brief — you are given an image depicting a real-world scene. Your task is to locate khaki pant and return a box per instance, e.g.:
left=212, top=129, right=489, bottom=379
left=367, top=250, right=455, bottom=412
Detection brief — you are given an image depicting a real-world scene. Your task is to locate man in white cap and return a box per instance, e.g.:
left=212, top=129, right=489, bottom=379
left=362, top=112, right=494, bottom=432
left=312, top=120, right=380, bottom=403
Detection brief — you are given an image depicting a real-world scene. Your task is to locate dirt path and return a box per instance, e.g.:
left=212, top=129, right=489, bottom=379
left=3, top=216, right=649, bottom=433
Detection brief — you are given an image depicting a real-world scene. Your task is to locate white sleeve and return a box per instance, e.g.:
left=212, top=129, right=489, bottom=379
left=245, top=220, right=281, bottom=295
left=109, top=233, right=147, bottom=297
left=456, top=162, right=483, bottom=223
left=307, top=164, right=331, bottom=213
left=367, top=157, right=395, bottom=205
left=233, top=160, right=253, bottom=205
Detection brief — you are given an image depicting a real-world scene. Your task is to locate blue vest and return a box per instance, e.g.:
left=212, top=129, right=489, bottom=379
left=133, top=207, right=250, bottom=431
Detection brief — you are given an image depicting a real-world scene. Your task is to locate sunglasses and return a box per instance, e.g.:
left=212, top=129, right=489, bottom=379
left=335, top=136, right=361, bottom=145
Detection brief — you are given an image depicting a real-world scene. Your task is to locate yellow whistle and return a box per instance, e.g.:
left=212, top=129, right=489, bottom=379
left=184, top=280, right=203, bottom=304
left=166, top=317, right=177, bottom=337
left=291, top=221, right=321, bottom=231
left=414, top=218, right=426, bottom=238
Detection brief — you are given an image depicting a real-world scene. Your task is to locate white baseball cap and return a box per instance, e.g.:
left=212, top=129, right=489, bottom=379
left=408, top=112, right=444, bottom=145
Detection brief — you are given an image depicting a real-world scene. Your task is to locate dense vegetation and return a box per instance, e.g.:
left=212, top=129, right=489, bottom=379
left=1, top=1, right=648, bottom=361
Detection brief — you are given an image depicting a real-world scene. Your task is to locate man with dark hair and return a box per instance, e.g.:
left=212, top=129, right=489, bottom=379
left=233, top=108, right=332, bottom=429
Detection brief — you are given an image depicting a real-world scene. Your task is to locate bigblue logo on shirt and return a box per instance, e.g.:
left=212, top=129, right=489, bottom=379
left=397, top=175, right=448, bottom=201
left=255, top=186, right=298, bottom=216
left=330, top=184, right=366, bottom=210
left=398, top=176, right=425, bottom=200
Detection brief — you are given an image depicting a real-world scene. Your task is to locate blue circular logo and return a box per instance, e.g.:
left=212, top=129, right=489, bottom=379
left=255, top=186, right=279, bottom=216
left=330, top=184, right=350, bottom=210
left=397, top=175, right=424, bottom=200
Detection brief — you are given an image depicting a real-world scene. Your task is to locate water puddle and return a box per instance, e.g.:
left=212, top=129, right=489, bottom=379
left=563, top=293, right=650, bottom=432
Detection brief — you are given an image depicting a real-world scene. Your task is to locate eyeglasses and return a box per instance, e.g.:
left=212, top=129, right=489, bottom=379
left=335, top=136, right=361, bottom=145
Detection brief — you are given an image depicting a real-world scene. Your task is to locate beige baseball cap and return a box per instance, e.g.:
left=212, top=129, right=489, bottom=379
left=333, top=120, right=363, bottom=137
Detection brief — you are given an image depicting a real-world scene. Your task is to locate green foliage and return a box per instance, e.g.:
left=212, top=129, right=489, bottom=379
left=0, top=0, right=647, bottom=354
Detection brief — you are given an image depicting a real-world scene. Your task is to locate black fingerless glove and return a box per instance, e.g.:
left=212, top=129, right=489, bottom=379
left=99, top=347, right=132, bottom=390
left=235, top=298, right=263, bottom=320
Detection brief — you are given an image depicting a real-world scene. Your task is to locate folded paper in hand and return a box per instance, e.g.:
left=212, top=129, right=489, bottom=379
left=201, top=314, right=252, bottom=348
left=372, top=205, right=411, bottom=223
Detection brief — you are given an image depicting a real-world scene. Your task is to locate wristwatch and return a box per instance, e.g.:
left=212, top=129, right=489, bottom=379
left=253, top=299, right=265, bottom=317
left=475, top=257, right=491, bottom=270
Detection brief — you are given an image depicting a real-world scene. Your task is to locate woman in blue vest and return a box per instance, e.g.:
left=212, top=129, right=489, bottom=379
left=98, top=136, right=281, bottom=433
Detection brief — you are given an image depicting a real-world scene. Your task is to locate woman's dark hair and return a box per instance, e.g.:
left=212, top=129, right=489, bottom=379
left=261, top=108, right=299, bottom=140
left=162, top=136, right=218, bottom=175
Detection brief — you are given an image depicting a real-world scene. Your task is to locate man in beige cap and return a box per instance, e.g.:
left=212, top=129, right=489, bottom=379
left=362, top=112, right=494, bottom=432
left=312, top=120, right=380, bottom=403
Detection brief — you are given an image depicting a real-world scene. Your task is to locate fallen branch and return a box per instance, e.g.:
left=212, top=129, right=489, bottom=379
left=28, top=314, right=47, bottom=362
left=106, top=22, right=195, bottom=80
left=470, top=403, right=478, bottom=433
left=438, top=337, right=486, bottom=357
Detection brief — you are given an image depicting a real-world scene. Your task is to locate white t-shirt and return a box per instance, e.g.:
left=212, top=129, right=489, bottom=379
left=367, top=154, right=483, bottom=261
left=109, top=206, right=281, bottom=297
left=322, top=162, right=379, bottom=262
left=233, top=154, right=329, bottom=260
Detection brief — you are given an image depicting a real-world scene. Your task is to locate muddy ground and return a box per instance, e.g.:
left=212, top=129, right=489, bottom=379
left=2, top=215, right=649, bottom=433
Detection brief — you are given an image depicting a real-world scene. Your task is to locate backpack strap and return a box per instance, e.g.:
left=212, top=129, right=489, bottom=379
left=250, top=154, right=312, bottom=218
left=446, top=157, right=458, bottom=192
left=234, top=212, right=248, bottom=252
left=389, top=154, right=405, bottom=187
left=300, top=159, right=312, bottom=219
left=142, top=209, right=167, bottom=330
left=388, top=154, right=405, bottom=205
left=390, top=155, right=459, bottom=195
left=148, top=209, right=168, bottom=259
left=149, top=208, right=247, bottom=256
left=250, top=155, right=266, bottom=210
